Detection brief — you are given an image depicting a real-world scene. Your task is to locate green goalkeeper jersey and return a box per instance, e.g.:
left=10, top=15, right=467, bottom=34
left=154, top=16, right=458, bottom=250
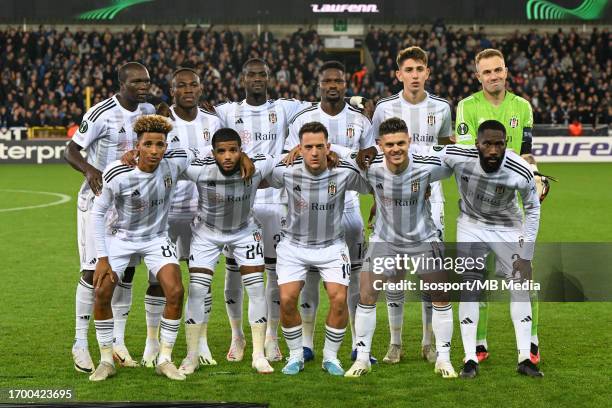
left=455, top=90, right=533, bottom=154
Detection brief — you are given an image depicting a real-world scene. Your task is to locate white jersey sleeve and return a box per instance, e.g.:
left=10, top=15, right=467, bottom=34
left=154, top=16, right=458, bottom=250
left=253, top=153, right=280, bottom=179
left=163, top=148, right=197, bottom=175
left=213, top=101, right=234, bottom=127
left=360, top=116, right=375, bottom=149
left=518, top=173, right=541, bottom=259
left=72, top=114, right=106, bottom=150
left=267, top=160, right=287, bottom=189
left=279, top=99, right=313, bottom=122
left=91, top=165, right=124, bottom=257
left=440, top=103, right=453, bottom=140
left=371, top=103, right=386, bottom=141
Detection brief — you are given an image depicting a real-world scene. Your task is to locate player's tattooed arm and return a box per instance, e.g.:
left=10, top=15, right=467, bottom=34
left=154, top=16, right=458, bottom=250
left=64, top=141, right=103, bottom=195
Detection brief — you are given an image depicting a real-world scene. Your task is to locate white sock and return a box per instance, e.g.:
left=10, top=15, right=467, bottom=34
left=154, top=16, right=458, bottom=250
left=144, top=294, right=165, bottom=348
left=95, top=318, right=114, bottom=364
left=282, top=325, right=304, bottom=360
left=243, top=272, right=267, bottom=356
left=111, top=280, right=132, bottom=346
left=355, top=303, right=376, bottom=362
left=75, top=277, right=94, bottom=349
left=459, top=301, right=479, bottom=363
left=347, top=265, right=361, bottom=349
left=185, top=273, right=212, bottom=324
left=432, top=304, right=453, bottom=361
left=386, top=289, right=405, bottom=346
left=199, top=289, right=212, bottom=355
left=300, top=268, right=320, bottom=349
left=159, top=317, right=180, bottom=363
left=421, top=292, right=434, bottom=346
left=224, top=260, right=244, bottom=338
left=510, top=290, right=532, bottom=363
left=323, top=325, right=346, bottom=361
left=265, top=263, right=280, bottom=339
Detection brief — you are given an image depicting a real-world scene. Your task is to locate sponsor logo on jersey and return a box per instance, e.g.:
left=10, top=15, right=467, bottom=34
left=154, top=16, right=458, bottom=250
left=496, top=185, right=505, bottom=194
left=346, top=125, right=355, bottom=138
left=380, top=195, right=394, bottom=207
left=269, top=111, right=277, bottom=124
left=328, top=180, right=337, bottom=196
left=411, top=180, right=420, bottom=193
left=164, top=175, right=172, bottom=188
left=295, top=198, right=308, bottom=212
left=203, top=129, right=210, bottom=141
left=427, top=113, right=436, bottom=126
left=457, top=122, right=469, bottom=135
left=255, top=132, right=277, bottom=141
left=253, top=231, right=262, bottom=242
left=509, top=116, right=519, bottom=128
left=239, top=130, right=252, bottom=144
left=79, top=121, right=88, bottom=133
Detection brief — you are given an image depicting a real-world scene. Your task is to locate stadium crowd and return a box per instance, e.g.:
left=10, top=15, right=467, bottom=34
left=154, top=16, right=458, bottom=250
left=0, top=24, right=609, bottom=129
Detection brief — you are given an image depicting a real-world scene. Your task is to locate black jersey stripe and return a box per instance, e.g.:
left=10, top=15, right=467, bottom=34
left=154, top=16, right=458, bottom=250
left=505, top=160, right=532, bottom=182
left=506, top=157, right=533, bottom=178
left=87, top=98, right=114, bottom=121
left=289, top=105, right=318, bottom=124
left=89, top=100, right=117, bottom=122
left=104, top=167, right=133, bottom=183
left=103, top=164, right=132, bottom=182
left=375, top=94, right=400, bottom=106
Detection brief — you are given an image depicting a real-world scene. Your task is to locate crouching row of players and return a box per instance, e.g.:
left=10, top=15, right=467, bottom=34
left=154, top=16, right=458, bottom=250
left=87, top=114, right=542, bottom=381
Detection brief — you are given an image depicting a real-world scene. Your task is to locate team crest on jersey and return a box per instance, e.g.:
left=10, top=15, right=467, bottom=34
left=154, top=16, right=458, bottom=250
left=427, top=113, right=436, bottom=126
left=328, top=181, right=337, bottom=196
left=346, top=126, right=355, bottom=139
left=411, top=180, right=420, bottom=193
left=457, top=122, right=468, bottom=135
left=253, top=231, right=262, bottom=242
left=203, top=129, right=210, bottom=141
left=495, top=185, right=505, bottom=194
left=79, top=120, right=88, bottom=133
left=280, top=217, right=287, bottom=228
left=509, top=116, right=519, bottom=128
left=518, top=236, right=524, bottom=248
left=341, top=253, right=349, bottom=264
left=268, top=111, right=277, bottom=124
left=164, top=175, right=172, bottom=188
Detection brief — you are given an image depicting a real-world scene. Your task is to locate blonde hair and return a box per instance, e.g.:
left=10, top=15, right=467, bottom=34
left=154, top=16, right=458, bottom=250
left=133, top=114, right=173, bottom=137
left=475, top=48, right=505, bottom=66
left=396, top=46, right=428, bottom=69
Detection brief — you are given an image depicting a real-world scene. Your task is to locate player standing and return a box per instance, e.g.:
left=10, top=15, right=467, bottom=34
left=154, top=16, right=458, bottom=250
left=89, top=115, right=196, bottom=381
left=267, top=121, right=371, bottom=376
left=64, top=62, right=155, bottom=373
left=455, top=48, right=543, bottom=364
left=438, top=120, right=543, bottom=378
left=285, top=61, right=374, bottom=362
left=214, top=59, right=311, bottom=362
left=177, top=128, right=277, bottom=374
left=371, top=46, right=453, bottom=364
left=344, top=118, right=457, bottom=378
left=140, top=67, right=222, bottom=368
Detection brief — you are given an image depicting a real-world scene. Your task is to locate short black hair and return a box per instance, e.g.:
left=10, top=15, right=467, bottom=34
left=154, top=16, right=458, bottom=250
left=299, top=121, right=328, bottom=141
left=212, top=128, right=242, bottom=148
left=118, top=62, right=147, bottom=83
left=320, top=60, right=346, bottom=75
left=477, top=120, right=506, bottom=139
left=242, top=58, right=268, bottom=72
left=172, top=67, right=200, bottom=80
left=379, top=117, right=408, bottom=137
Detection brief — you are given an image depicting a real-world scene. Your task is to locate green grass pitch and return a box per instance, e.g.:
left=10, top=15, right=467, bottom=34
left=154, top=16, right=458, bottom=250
left=0, top=163, right=611, bottom=407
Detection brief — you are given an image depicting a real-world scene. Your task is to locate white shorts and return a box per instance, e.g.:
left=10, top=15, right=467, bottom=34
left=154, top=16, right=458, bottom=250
left=456, top=221, right=524, bottom=279
left=224, top=203, right=287, bottom=262
left=430, top=201, right=445, bottom=241
left=107, top=235, right=179, bottom=280
left=168, top=217, right=194, bottom=261
left=276, top=239, right=351, bottom=286
left=362, top=236, right=444, bottom=278
left=191, top=221, right=264, bottom=271
left=343, top=207, right=366, bottom=266
left=77, top=191, right=139, bottom=271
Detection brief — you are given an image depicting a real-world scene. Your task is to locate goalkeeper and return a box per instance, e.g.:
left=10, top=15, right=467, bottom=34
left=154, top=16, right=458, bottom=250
left=455, top=48, right=553, bottom=365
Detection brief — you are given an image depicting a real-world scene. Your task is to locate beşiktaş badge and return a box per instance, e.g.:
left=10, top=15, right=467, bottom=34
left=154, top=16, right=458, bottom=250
left=411, top=180, right=420, bottom=193
left=164, top=175, right=172, bottom=188
left=328, top=180, right=337, bottom=196
left=203, top=129, right=210, bottom=141
left=253, top=231, right=262, bottom=242
left=496, top=185, right=505, bottom=194
left=346, top=125, right=355, bottom=138
left=269, top=111, right=277, bottom=124
left=427, top=113, right=436, bottom=126
left=509, top=116, right=519, bottom=128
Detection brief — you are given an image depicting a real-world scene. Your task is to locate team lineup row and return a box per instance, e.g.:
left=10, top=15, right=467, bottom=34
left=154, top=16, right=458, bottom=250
left=64, top=46, right=547, bottom=382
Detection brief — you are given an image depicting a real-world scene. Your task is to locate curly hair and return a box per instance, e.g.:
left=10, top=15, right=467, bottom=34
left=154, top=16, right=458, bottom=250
left=133, top=114, right=173, bottom=138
